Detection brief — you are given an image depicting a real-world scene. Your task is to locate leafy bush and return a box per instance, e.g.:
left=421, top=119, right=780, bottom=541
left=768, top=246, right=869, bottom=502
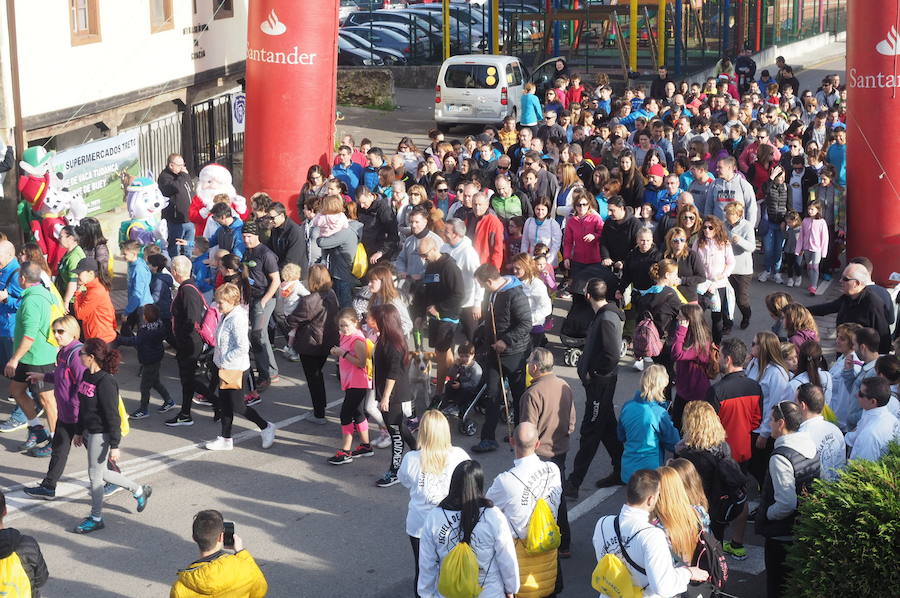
left=786, top=441, right=900, bottom=597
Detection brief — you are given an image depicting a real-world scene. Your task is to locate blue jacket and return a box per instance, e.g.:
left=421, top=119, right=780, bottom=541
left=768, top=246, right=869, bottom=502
left=520, top=93, right=543, bottom=126
left=619, top=108, right=657, bottom=131
left=126, top=258, right=153, bottom=315
left=117, top=320, right=167, bottom=365
left=333, top=162, right=364, bottom=196
left=617, top=392, right=681, bottom=483
left=363, top=166, right=380, bottom=191
left=150, top=271, right=174, bottom=320
left=0, top=258, right=22, bottom=338
left=209, top=217, right=245, bottom=258
left=652, top=190, right=681, bottom=221
left=192, top=254, right=214, bottom=293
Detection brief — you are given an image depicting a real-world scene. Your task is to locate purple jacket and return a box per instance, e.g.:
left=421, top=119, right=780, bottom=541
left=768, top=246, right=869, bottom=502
left=51, top=341, right=86, bottom=424
left=670, top=325, right=712, bottom=403
left=789, top=328, right=819, bottom=352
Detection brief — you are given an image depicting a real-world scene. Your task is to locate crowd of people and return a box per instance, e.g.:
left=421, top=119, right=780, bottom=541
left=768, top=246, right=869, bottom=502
left=1, top=52, right=898, bottom=598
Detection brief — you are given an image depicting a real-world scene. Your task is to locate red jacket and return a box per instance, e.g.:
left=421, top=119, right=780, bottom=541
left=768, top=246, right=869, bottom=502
left=705, top=371, right=763, bottom=463
left=562, top=211, right=603, bottom=264
left=74, top=279, right=118, bottom=343
left=473, top=213, right=505, bottom=270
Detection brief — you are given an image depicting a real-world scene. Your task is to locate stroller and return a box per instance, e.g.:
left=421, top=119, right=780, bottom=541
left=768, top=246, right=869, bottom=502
left=558, top=263, right=619, bottom=367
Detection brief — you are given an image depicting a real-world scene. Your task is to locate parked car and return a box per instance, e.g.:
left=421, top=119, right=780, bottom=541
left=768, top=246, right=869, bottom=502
left=339, top=29, right=408, bottom=65
left=341, top=25, right=412, bottom=57
left=354, top=20, right=443, bottom=62
left=338, top=44, right=385, bottom=66
left=434, top=54, right=562, bottom=131
left=346, top=11, right=467, bottom=54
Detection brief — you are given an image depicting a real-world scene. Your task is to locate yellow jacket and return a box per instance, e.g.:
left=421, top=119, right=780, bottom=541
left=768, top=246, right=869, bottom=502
left=170, top=550, right=268, bottom=598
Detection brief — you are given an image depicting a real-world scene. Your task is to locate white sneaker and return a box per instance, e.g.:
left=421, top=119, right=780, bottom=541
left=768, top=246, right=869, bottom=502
left=757, top=271, right=770, bottom=282
left=785, top=277, right=795, bottom=287
left=773, top=273, right=784, bottom=284
left=794, top=276, right=803, bottom=287
left=633, top=358, right=645, bottom=372
left=283, top=347, right=301, bottom=362
left=205, top=436, right=233, bottom=451
left=372, top=430, right=392, bottom=449
left=311, top=416, right=328, bottom=425
left=260, top=423, right=276, bottom=449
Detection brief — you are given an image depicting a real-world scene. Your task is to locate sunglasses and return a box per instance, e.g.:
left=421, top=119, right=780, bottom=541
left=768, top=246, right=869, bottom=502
left=703, top=224, right=715, bottom=230
left=436, top=188, right=449, bottom=192
left=52, top=329, right=67, bottom=334
left=497, top=165, right=509, bottom=170
left=672, top=238, right=686, bottom=243
left=756, top=136, right=767, bottom=140
left=576, top=202, right=589, bottom=207
left=840, top=276, right=858, bottom=283
left=683, top=215, right=696, bottom=220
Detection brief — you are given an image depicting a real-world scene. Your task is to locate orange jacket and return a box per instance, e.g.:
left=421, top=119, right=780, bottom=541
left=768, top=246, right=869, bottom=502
left=74, top=279, right=117, bottom=343
left=473, top=213, right=505, bottom=270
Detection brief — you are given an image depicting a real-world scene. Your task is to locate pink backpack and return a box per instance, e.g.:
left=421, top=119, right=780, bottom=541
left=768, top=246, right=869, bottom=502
left=632, top=315, right=662, bottom=358
left=184, top=284, right=220, bottom=347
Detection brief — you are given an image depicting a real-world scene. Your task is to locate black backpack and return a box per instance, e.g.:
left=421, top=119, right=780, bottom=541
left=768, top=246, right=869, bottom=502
left=692, top=527, right=729, bottom=589
left=710, top=456, right=748, bottom=524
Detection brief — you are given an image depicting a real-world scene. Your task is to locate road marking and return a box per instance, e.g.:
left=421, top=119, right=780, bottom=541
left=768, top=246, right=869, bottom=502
left=4, top=398, right=345, bottom=523
left=567, top=486, right=620, bottom=522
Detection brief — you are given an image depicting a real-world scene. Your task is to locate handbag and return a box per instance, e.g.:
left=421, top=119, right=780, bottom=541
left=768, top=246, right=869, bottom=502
left=219, top=369, right=243, bottom=390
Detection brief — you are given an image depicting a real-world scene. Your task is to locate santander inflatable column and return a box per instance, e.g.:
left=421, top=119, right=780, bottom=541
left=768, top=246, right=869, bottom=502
left=846, top=12, right=900, bottom=283
left=243, top=1, right=338, bottom=222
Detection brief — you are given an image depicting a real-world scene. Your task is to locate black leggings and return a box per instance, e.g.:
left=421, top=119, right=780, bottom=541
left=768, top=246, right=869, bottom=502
left=214, top=368, right=267, bottom=438
left=459, top=307, right=478, bottom=343
left=299, top=353, right=329, bottom=418
left=409, top=535, right=421, bottom=598
left=340, top=387, right=367, bottom=426
left=710, top=286, right=731, bottom=345
left=729, top=273, right=752, bottom=323
left=382, top=402, right=417, bottom=473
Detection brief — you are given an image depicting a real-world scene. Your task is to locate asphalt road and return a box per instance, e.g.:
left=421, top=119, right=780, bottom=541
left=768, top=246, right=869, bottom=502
left=0, top=45, right=847, bottom=598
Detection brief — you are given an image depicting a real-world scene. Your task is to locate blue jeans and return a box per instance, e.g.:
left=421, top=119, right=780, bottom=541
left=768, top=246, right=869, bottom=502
left=168, top=222, right=195, bottom=257
left=763, top=225, right=785, bottom=274
left=333, top=278, right=354, bottom=310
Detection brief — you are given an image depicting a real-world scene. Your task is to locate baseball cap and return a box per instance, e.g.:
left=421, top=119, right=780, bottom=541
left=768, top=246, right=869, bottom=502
left=74, top=258, right=99, bottom=274
left=648, top=164, right=666, bottom=178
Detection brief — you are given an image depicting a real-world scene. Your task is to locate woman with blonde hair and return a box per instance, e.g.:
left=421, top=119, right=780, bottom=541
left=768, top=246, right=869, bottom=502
left=617, top=365, right=681, bottom=483
left=555, top=162, right=584, bottom=222
left=675, top=401, right=749, bottom=549
left=653, top=465, right=705, bottom=565
left=693, top=215, right=735, bottom=343
left=509, top=253, right=552, bottom=348
left=747, top=331, right=792, bottom=486
left=399, top=410, right=469, bottom=596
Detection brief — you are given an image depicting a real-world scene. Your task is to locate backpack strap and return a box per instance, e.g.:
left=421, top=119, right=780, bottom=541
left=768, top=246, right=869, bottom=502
left=613, top=516, right=650, bottom=577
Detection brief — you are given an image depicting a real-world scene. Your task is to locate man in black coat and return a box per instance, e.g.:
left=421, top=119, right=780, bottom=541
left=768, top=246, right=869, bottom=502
left=600, top=196, right=644, bottom=270
left=649, top=65, right=674, bottom=100
left=157, top=153, right=194, bottom=258
left=266, top=202, right=305, bottom=268
left=472, top=264, right=532, bottom=453
left=166, top=255, right=208, bottom=427
left=566, top=279, right=626, bottom=496
left=0, top=491, right=48, bottom=596
left=356, top=186, right=399, bottom=263
left=809, top=263, right=892, bottom=353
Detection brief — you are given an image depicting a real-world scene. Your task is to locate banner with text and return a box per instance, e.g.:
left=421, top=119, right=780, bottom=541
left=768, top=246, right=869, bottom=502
left=53, top=129, right=141, bottom=217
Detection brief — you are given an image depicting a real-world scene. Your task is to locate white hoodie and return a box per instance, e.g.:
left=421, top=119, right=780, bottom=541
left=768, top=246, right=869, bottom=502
left=399, top=446, right=470, bottom=538
left=418, top=506, right=520, bottom=598
left=442, top=236, right=485, bottom=309
left=485, top=454, right=561, bottom=539
left=747, top=359, right=791, bottom=437
left=846, top=406, right=900, bottom=462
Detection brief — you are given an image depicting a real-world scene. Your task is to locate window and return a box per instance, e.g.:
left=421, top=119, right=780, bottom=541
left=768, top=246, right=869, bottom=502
left=213, top=0, right=233, bottom=19
left=150, top=0, right=174, bottom=33
left=443, top=64, right=499, bottom=89
left=70, top=0, right=101, bottom=46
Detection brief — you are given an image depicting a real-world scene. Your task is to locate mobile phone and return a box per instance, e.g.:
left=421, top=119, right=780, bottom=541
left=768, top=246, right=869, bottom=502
left=223, top=521, right=235, bottom=549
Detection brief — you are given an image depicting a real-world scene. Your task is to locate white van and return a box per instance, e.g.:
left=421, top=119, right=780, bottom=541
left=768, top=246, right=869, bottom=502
left=434, top=54, right=562, bottom=132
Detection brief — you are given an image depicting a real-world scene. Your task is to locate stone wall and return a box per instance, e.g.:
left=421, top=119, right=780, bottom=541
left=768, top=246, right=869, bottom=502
left=337, top=68, right=395, bottom=107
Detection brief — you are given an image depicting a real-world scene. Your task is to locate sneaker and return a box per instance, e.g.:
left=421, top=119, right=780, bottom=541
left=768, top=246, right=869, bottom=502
left=407, top=417, right=420, bottom=433
left=255, top=379, right=271, bottom=393
left=135, top=485, right=152, bottom=512
left=0, top=407, right=27, bottom=433
left=28, top=441, right=53, bottom=458
left=563, top=480, right=579, bottom=500
left=4, top=395, right=15, bottom=404
left=164, top=413, right=194, bottom=427
left=104, top=483, right=123, bottom=497
left=205, top=436, right=234, bottom=451
left=282, top=347, right=301, bottom=362
left=328, top=450, right=354, bottom=465
left=351, top=443, right=374, bottom=458
left=723, top=541, right=748, bottom=560
left=632, top=357, right=646, bottom=372
left=130, top=408, right=149, bottom=419
left=773, top=272, right=784, bottom=284
left=192, top=395, right=213, bottom=407
left=471, top=439, right=499, bottom=453
left=375, top=471, right=400, bottom=487
left=260, top=423, right=276, bottom=449
left=73, top=517, right=105, bottom=534
left=807, top=286, right=817, bottom=296
left=557, top=291, right=572, bottom=300
left=372, top=430, right=392, bottom=449
left=270, top=375, right=281, bottom=384
left=740, top=316, right=751, bottom=330
left=23, top=485, right=56, bottom=500
left=747, top=507, right=758, bottom=523
left=595, top=473, right=625, bottom=488
left=19, top=425, right=50, bottom=451
left=785, top=277, right=795, bottom=287
left=757, top=270, right=770, bottom=282
left=157, top=400, right=176, bottom=413
left=245, top=393, right=262, bottom=407
left=311, top=416, right=328, bottom=425
left=793, top=275, right=802, bottom=287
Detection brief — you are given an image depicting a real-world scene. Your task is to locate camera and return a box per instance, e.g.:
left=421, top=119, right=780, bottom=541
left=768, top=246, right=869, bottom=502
left=223, top=521, right=235, bottom=549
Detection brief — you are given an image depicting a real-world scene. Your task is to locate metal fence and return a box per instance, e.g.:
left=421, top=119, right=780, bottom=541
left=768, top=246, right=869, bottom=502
left=136, top=112, right=182, bottom=179
left=190, top=93, right=244, bottom=173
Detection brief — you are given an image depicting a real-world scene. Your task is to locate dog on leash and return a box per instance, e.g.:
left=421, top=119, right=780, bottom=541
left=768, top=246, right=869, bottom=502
left=409, top=350, right=435, bottom=413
